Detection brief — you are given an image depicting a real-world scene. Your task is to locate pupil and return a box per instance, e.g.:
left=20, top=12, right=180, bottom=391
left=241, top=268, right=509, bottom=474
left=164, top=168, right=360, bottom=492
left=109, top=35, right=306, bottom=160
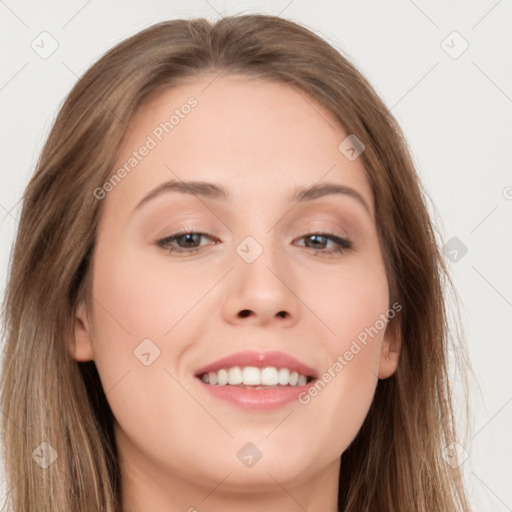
left=181, top=234, right=199, bottom=247
left=309, top=234, right=325, bottom=248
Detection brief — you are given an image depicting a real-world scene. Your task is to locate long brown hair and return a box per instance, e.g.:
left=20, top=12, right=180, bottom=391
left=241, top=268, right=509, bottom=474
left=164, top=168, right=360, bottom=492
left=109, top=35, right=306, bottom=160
left=1, top=14, right=473, bottom=511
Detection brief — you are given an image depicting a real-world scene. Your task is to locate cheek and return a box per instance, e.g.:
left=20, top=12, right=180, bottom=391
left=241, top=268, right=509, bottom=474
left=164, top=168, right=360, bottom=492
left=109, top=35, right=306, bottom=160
left=87, top=244, right=221, bottom=405
left=92, top=246, right=211, bottom=342
left=307, top=259, right=389, bottom=352
left=293, top=262, right=388, bottom=433
left=87, top=248, right=206, bottom=463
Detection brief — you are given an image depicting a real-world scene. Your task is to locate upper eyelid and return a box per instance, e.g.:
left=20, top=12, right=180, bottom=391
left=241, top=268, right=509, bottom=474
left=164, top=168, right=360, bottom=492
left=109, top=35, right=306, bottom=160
left=157, top=229, right=347, bottom=240
left=157, top=230, right=353, bottom=249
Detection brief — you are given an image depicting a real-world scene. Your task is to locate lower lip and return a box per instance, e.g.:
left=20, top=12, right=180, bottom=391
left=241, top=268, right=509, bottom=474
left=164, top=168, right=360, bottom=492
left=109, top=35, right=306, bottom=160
left=197, top=379, right=315, bottom=411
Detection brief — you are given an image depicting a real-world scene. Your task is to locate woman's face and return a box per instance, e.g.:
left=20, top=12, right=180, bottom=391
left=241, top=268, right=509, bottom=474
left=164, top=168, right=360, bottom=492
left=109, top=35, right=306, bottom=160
left=74, top=75, right=400, bottom=505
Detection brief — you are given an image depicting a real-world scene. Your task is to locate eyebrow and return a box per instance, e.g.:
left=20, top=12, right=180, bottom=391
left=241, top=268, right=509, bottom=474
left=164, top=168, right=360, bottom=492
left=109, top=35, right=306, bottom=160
left=132, top=179, right=372, bottom=216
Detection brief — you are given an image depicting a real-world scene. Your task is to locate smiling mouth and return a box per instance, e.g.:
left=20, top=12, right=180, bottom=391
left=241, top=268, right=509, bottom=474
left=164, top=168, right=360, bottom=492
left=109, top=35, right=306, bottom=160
left=197, top=365, right=315, bottom=388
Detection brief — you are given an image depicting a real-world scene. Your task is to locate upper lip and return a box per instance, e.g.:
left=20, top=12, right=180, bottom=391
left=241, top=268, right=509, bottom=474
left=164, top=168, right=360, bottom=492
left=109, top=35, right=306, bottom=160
left=194, top=350, right=318, bottom=379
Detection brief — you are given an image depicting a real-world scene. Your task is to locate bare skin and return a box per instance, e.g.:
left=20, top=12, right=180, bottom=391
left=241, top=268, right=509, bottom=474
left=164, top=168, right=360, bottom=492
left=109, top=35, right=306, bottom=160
left=73, top=74, right=401, bottom=512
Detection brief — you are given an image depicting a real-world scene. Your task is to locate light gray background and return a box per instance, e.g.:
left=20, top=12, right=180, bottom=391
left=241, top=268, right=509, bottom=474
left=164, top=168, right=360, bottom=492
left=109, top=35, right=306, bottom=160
left=1, top=1, right=511, bottom=510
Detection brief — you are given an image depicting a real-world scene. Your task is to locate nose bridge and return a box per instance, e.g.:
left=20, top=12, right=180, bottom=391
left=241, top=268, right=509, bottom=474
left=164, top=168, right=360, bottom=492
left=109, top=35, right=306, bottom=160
left=223, top=230, right=300, bottom=325
left=236, top=233, right=281, bottom=288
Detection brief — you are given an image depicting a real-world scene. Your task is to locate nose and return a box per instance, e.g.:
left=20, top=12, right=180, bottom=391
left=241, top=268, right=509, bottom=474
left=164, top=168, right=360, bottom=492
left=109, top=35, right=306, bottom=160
left=221, top=238, right=301, bottom=328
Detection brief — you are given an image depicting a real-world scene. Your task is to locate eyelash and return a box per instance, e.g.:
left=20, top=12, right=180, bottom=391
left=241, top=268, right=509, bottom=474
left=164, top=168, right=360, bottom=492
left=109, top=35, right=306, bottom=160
left=156, top=227, right=354, bottom=256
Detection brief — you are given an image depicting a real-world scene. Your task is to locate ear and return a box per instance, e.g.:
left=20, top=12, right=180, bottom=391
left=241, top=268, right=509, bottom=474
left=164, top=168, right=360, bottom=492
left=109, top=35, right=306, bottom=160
left=377, top=317, right=401, bottom=379
left=72, top=301, right=95, bottom=361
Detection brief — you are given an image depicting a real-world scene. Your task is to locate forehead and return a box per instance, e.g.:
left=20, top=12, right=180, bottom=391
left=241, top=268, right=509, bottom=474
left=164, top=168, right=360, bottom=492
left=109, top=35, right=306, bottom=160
left=106, top=75, right=374, bottom=217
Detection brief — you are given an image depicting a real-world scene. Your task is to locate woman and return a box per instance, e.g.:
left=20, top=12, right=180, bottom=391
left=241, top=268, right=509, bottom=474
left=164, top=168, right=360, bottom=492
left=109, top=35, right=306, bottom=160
left=0, top=14, right=472, bottom=511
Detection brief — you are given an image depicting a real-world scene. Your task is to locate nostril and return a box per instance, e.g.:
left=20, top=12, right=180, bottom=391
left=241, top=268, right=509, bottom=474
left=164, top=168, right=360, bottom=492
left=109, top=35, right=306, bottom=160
left=237, top=310, right=288, bottom=319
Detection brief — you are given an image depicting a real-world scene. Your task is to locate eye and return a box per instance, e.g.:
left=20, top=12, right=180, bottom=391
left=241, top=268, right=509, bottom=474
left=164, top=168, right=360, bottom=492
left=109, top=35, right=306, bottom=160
left=156, top=229, right=218, bottom=255
left=156, top=230, right=353, bottom=256
left=294, top=232, right=354, bottom=255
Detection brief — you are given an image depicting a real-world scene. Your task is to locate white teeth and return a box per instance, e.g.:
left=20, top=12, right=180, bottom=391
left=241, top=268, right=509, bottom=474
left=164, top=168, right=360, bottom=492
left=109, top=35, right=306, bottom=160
left=278, top=368, right=289, bottom=385
left=261, top=367, right=279, bottom=386
left=200, top=366, right=311, bottom=387
left=217, top=368, right=228, bottom=386
left=242, top=366, right=260, bottom=385
left=228, top=367, right=243, bottom=385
